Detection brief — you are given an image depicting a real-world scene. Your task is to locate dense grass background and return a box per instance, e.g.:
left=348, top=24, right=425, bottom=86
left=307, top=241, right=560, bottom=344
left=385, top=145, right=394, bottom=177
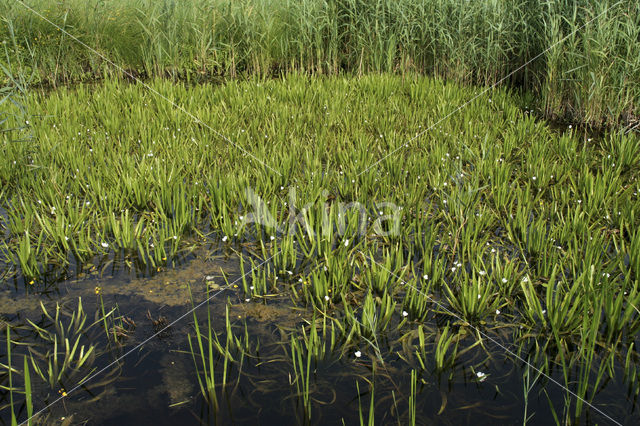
left=1, top=0, right=639, bottom=129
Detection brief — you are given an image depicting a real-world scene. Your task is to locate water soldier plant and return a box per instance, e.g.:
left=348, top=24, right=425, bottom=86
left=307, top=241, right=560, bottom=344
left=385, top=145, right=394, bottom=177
left=0, top=69, right=639, bottom=423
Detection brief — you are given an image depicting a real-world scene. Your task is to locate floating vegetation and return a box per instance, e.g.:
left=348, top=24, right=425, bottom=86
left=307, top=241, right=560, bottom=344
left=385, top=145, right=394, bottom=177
left=0, top=71, right=638, bottom=424
left=0, top=298, right=124, bottom=424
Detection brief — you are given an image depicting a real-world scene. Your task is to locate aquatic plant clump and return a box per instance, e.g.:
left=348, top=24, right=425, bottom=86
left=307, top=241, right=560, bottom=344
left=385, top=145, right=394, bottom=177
left=0, top=74, right=639, bottom=423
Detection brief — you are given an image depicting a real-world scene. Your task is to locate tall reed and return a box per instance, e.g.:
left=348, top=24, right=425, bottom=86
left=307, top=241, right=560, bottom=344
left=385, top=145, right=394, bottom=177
left=1, top=0, right=638, bottom=126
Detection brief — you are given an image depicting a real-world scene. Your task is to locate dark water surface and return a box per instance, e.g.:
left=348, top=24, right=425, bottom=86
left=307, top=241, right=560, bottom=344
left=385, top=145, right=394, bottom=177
left=1, top=246, right=639, bottom=425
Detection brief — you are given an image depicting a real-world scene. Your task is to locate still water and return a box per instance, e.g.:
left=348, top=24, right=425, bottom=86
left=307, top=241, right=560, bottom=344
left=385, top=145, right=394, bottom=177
left=1, top=245, right=638, bottom=425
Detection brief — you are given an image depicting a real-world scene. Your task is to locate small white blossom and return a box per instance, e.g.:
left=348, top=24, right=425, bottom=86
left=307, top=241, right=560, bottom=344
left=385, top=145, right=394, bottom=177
left=355, top=351, right=362, bottom=358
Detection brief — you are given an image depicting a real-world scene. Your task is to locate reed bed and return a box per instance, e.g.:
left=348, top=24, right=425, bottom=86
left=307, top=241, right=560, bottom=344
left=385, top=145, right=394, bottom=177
left=0, top=0, right=639, bottom=128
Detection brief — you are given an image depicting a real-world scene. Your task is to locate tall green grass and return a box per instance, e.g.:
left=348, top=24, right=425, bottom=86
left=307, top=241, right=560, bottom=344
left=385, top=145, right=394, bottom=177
left=1, top=0, right=638, bottom=127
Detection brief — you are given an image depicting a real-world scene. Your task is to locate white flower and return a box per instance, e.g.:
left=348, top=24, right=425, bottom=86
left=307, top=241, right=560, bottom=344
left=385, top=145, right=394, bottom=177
left=205, top=275, right=215, bottom=281
left=100, top=242, right=109, bottom=248
left=245, top=298, right=250, bottom=302
left=476, top=371, right=487, bottom=381
left=344, top=239, right=349, bottom=247
left=495, top=309, right=500, bottom=315
left=270, top=235, right=275, bottom=241
left=479, top=270, right=486, bottom=276
left=541, top=309, right=546, bottom=315
left=355, top=351, right=362, bottom=358
left=502, top=278, right=508, bottom=283
left=222, top=235, right=228, bottom=242
left=65, top=236, right=69, bottom=241
left=402, top=311, right=409, bottom=317
left=423, top=274, right=429, bottom=280
left=324, top=295, right=330, bottom=301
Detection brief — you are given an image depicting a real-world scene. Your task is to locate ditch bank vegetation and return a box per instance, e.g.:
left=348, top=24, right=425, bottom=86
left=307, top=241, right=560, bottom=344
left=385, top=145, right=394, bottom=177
left=1, top=0, right=639, bottom=130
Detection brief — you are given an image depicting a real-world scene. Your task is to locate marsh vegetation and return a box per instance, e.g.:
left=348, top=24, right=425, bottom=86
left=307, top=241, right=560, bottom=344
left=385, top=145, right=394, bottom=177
left=1, top=1, right=640, bottom=425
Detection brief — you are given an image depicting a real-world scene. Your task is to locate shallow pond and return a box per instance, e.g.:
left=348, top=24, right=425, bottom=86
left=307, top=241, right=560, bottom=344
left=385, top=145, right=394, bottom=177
left=1, top=241, right=638, bottom=426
